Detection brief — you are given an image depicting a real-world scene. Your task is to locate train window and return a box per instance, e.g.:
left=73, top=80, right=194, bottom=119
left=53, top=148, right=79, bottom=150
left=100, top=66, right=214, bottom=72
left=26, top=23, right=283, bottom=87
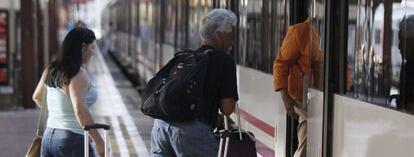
left=131, top=2, right=139, bottom=36
left=188, top=0, right=203, bottom=49
left=310, top=0, right=326, bottom=91
left=183, top=0, right=212, bottom=49
left=245, top=0, right=264, bottom=71
left=115, top=4, right=121, bottom=32
left=139, top=2, right=156, bottom=61
left=175, top=0, right=187, bottom=48
left=110, top=5, right=117, bottom=31
left=273, top=1, right=288, bottom=54
left=164, top=0, right=177, bottom=46
left=191, top=0, right=212, bottom=49
left=117, top=2, right=129, bottom=33
left=153, top=1, right=162, bottom=43
left=236, top=0, right=275, bottom=73
left=346, top=0, right=414, bottom=114
left=139, top=2, right=154, bottom=29
left=375, top=30, right=381, bottom=44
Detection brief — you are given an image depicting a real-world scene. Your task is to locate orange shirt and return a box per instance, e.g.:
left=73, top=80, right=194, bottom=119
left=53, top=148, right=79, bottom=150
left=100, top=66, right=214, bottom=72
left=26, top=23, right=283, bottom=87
left=273, top=18, right=323, bottom=101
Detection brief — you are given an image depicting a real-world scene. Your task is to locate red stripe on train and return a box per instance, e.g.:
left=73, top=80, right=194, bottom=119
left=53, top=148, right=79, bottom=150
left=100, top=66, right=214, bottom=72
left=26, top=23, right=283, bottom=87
left=238, top=107, right=276, bottom=156
left=256, top=140, right=275, bottom=157
left=238, top=108, right=275, bottom=137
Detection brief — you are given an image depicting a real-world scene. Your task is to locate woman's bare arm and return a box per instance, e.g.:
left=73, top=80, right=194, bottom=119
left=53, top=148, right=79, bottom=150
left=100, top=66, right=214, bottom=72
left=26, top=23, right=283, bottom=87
left=32, top=70, right=48, bottom=107
left=68, top=70, right=104, bottom=153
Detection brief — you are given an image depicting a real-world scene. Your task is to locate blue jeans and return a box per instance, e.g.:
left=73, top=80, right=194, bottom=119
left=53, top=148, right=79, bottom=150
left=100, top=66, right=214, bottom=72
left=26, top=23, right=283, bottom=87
left=151, top=119, right=219, bottom=157
left=41, top=127, right=95, bottom=157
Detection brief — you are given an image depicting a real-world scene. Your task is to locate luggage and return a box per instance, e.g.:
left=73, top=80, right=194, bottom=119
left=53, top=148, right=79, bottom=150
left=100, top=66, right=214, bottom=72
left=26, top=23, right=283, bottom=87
left=141, top=49, right=212, bottom=121
left=217, top=103, right=257, bottom=157
left=84, top=123, right=111, bottom=157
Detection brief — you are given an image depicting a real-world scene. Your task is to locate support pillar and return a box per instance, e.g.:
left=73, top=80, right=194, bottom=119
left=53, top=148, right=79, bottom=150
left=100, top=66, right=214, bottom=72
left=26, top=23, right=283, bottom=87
left=21, top=0, right=39, bottom=108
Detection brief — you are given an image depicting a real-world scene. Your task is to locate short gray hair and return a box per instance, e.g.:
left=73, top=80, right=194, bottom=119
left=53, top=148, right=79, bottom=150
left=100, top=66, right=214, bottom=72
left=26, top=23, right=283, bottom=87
left=199, top=9, right=237, bottom=41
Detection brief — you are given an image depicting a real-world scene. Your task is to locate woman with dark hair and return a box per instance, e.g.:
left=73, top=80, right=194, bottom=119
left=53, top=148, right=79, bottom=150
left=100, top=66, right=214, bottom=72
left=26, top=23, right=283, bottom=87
left=32, top=27, right=105, bottom=157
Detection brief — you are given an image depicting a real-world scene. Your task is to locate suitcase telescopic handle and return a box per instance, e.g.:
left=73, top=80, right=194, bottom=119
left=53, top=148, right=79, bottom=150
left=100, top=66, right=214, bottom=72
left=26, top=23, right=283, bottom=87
left=235, top=102, right=243, bottom=141
left=84, top=123, right=111, bottom=157
left=84, top=123, right=111, bottom=130
left=219, top=102, right=243, bottom=157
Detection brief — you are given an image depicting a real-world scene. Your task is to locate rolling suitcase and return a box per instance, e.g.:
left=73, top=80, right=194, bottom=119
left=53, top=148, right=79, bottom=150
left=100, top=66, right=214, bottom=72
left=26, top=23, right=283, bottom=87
left=217, top=103, right=257, bottom=157
left=84, top=123, right=111, bottom=157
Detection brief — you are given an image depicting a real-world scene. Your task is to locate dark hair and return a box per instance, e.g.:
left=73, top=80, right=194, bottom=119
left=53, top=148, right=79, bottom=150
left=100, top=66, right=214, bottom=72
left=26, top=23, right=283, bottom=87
left=45, top=27, right=96, bottom=88
left=290, top=0, right=310, bottom=25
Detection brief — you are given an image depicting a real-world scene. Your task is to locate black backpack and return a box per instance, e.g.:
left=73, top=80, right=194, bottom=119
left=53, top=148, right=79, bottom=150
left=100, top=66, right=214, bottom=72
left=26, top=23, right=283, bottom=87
left=141, top=49, right=212, bottom=121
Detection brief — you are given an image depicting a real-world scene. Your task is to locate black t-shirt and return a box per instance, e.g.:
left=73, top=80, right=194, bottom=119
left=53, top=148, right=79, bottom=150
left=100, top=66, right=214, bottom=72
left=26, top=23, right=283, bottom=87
left=196, top=45, right=239, bottom=127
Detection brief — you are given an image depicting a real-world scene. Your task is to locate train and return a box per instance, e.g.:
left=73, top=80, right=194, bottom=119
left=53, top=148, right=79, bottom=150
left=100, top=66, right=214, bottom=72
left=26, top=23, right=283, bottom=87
left=100, top=0, right=414, bottom=157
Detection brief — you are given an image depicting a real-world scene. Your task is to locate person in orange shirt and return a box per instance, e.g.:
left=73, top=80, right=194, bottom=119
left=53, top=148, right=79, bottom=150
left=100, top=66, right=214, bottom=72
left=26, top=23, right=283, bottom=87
left=273, top=17, right=323, bottom=157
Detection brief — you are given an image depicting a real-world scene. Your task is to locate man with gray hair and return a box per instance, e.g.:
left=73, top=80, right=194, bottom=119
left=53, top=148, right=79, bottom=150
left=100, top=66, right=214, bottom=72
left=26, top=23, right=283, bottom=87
left=150, top=8, right=238, bottom=157
left=397, top=15, right=414, bottom=113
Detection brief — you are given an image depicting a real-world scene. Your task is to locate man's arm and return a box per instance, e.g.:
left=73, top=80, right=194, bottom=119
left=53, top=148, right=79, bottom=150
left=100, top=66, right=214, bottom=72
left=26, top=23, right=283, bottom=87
left=33, top=70, right=48, bottom=107
left=273, top=27, right=300, bottom=91
left=273, top=26, right=301, bottom=118
left=218, top=56, right=239, bottom=116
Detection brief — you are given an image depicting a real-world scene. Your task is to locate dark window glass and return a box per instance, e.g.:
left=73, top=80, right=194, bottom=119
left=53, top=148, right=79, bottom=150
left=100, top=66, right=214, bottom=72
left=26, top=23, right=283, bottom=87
left=237, top=0, right=275, bottom=73
left=346, top=0, right=414, bottom=114
left=189, top=0, right=212, bottom=49
left=132, top=3, right=139, bottom=36
left=117, top=2, right=129, bottom=33
left=311, top=0, right=326, bottom=91
left=375, top=30, right=381, bottom=44
left=245, top=0, right=264, bottom=70
left=139, top=2, right=156, bottom=63
left=273, top=1, right=288, bottom=60
left=176, top=0, right=187, bottom=48
left=165, top=0, right=177, bottom=46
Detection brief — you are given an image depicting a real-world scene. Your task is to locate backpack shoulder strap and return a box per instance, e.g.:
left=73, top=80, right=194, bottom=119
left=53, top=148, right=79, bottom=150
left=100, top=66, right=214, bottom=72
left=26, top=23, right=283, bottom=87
left=174, top=48, right=194, bottom=57
left=194, top=48, right=213, bottom=59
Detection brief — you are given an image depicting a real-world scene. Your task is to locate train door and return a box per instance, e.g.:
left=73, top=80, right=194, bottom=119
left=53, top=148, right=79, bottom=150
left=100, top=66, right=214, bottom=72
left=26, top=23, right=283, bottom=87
left=286, top=0, right=327, bottom=157
left=284, top=1, right=312, bottom=156
left=306, top=0, right=326, bottom=157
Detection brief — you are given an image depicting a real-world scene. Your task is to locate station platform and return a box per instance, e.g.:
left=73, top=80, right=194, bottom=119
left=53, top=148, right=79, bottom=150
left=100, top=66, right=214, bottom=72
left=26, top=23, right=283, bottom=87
left=0, top=49, right=153, bottom=157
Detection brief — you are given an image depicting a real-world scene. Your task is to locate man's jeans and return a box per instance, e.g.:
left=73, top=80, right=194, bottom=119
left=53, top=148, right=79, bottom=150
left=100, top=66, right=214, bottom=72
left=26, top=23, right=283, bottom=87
left=151, top=119, right=219, bottom=157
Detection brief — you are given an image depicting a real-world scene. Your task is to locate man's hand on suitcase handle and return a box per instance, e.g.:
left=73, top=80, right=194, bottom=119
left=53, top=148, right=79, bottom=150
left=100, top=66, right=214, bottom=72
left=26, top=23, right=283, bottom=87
left=218, top=129, right=232, bottom=138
